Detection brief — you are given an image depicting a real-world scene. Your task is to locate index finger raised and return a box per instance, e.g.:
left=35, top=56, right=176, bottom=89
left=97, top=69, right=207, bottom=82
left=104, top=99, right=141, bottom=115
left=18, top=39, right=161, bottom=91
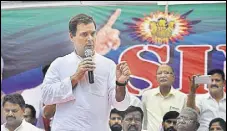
left=106, top=8, right=121, bottom=27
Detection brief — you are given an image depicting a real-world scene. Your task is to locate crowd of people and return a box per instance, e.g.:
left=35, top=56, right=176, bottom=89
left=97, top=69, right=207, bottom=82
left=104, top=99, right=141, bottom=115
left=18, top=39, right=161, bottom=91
left=1, top=9, right=226, bottom=131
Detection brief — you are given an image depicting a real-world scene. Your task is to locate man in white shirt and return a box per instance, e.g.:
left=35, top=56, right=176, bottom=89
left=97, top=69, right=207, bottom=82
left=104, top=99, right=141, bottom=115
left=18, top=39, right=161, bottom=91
left=187, top=69, right=226, bottom=131
left=129, top=94, right=143, bottom=111
left=1, top=93, right=43, bottom=131
left=142, top=64, right=187, bottom=131
left=41, top=11, right=131, bottom=131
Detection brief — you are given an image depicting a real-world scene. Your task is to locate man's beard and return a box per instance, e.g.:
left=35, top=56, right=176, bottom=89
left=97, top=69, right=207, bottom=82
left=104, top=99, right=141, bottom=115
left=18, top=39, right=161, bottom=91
left=128, top=125, right=138, bottom=131
left=164, top=126, right=176, bottom=131
left=110, top=124, right=122, bottom=131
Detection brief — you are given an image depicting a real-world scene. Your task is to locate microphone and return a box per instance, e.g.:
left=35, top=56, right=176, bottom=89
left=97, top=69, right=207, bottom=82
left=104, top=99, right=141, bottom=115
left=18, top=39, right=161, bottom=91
left=85, top=40, right=94, bottom=84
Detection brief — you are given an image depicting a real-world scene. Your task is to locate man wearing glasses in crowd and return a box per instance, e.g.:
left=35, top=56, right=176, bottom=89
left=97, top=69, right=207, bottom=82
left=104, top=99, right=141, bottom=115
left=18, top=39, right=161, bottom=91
left=142, top=64, right=187, bottom=131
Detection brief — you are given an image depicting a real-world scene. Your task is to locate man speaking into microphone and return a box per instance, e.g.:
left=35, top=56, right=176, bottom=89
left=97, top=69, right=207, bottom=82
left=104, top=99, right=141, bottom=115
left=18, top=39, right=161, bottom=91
left=41, top=9, right=131, bottom=131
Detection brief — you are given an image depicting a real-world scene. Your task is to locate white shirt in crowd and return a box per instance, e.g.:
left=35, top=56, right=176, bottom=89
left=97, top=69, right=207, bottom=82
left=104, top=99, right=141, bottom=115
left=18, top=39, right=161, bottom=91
left=21, top=85, right=42, bottom=118
left=129, top=94, right=143, bottom=110
left=41, top=52, right=130, bottom=131
left=142, top=87, right=187, bottom=131
left=1, top=119, right=44, bottom=131
left=196, top=92, right=226, bottom=131
left=110, top=93, right=142, bottom=110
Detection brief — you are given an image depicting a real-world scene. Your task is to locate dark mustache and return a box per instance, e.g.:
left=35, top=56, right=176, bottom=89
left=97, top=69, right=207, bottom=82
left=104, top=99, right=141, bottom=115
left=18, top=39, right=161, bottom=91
left=211, top=85, right=218, bottom=88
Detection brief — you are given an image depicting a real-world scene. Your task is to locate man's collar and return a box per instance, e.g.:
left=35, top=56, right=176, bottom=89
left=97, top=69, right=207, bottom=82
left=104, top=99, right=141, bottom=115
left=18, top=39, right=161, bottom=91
left=73, top=50, right=97, bottom=60
left=14, top=119, right=26, bottom=130
left=4, top=119, right=25, bottom=130
left=207, top=91, right=226, bottom=100
left=73, top=50, right=83, bottom=60
left=155, top=86, right=176, bottom=97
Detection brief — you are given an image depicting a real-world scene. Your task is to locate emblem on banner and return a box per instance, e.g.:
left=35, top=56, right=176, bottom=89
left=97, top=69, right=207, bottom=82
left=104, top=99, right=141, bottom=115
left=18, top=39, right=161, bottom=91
left=124, top=10, right=201, bottom=44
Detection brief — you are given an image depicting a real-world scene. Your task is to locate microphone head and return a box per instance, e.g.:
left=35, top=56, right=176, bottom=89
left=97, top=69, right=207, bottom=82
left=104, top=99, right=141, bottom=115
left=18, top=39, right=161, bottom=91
left=85, top=48, right=93, bottom=57
left=85, top=40, right=93, bottom=57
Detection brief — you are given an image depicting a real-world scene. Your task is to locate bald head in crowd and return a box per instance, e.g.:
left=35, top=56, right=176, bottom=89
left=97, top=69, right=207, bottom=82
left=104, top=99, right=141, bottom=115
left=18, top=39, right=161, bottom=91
left=176, top=107, right=200, bottom=131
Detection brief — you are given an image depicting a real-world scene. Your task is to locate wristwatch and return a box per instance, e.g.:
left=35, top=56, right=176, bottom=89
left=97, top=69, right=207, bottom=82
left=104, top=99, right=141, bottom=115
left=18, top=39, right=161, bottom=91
left=116, top=80, right=129, bottom=86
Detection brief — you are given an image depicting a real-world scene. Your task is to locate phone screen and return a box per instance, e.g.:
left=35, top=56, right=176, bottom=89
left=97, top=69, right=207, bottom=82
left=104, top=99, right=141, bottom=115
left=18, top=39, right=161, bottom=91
left=194, top=75, right=211, bottom=84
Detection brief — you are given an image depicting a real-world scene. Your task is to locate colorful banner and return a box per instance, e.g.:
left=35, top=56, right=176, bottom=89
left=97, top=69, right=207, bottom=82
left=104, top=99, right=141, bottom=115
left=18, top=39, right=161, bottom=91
left=1, top=3, right=226, bottom=95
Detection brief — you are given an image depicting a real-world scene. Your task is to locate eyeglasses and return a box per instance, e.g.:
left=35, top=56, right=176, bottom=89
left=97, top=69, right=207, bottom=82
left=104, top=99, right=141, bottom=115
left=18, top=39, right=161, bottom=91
left=124, top=117, right=142, bottom=123
left=176, top=116, right=195, bottom=124
left=157, top=71, right=173, bottom=76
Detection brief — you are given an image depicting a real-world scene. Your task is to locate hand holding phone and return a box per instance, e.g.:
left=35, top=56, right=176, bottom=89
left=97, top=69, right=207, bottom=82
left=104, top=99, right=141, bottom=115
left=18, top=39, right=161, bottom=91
left=194, top=75, right=211, bottom=84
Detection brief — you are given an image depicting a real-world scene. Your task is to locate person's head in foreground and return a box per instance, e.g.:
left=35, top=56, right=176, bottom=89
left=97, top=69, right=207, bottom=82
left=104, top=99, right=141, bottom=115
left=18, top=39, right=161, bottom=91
left=2, top=94, right=25, bottom=129
left=109, top=108, right=124, bottom=131
left=209, top=118, right=226, bottom=131
left=162, top=111, right=179, bottom=131
left=122, top=106, right=143, bottom=131
left=176, top=107, right=200, bottom=131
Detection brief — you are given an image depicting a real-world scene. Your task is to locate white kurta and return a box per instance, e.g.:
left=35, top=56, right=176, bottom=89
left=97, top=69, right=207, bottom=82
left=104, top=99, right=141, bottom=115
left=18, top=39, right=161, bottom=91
left=1, top=119, right=43, bottom=131
left=41, top=52, right=130, bottom=131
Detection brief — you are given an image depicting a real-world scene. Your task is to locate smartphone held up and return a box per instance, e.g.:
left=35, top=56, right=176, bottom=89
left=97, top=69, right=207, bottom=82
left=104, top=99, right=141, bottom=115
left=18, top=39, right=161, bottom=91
left=194, top=75, right=212, bottom=84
